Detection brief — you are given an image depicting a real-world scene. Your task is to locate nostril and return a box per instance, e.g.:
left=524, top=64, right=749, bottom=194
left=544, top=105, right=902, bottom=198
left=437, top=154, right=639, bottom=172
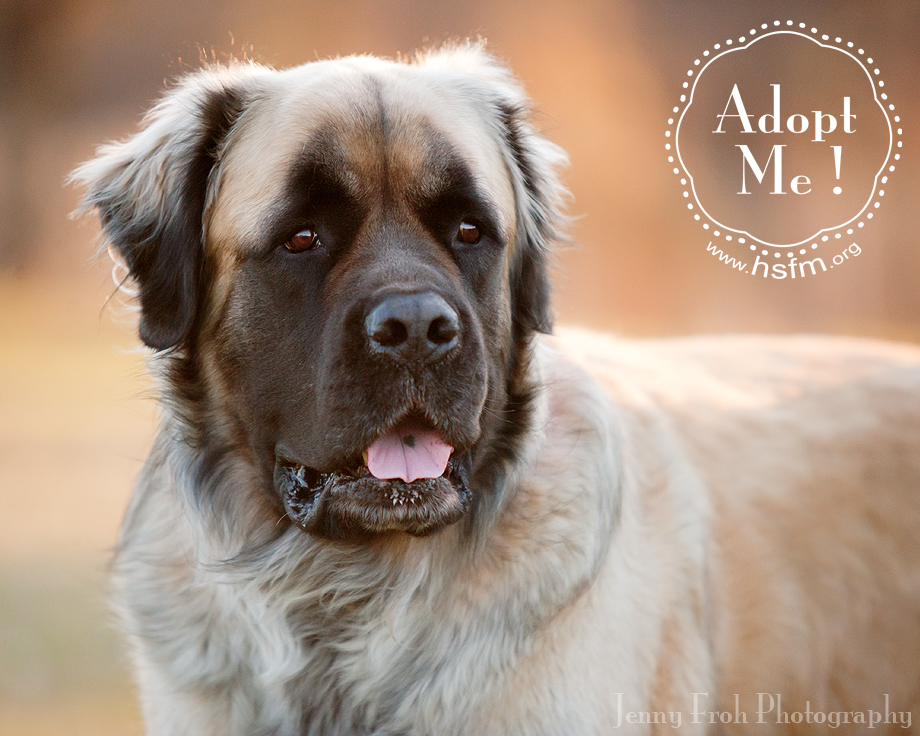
left=373, top=318, right=409, bottom=348
left=427, top=316, right=458, bottom=346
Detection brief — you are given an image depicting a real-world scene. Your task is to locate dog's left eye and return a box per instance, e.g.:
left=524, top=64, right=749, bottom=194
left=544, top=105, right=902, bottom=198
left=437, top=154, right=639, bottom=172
left=456, top=221, right=481, bottom=245
left=284, top=228, right=322, bottom=253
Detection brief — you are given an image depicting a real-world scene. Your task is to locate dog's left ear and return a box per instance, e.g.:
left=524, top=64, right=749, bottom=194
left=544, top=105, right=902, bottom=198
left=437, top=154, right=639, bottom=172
left=496, top=96, right=568, bottom=335
left=71, top=65, right=258, bottom=350
left=420, top=44, right=569, bottom=336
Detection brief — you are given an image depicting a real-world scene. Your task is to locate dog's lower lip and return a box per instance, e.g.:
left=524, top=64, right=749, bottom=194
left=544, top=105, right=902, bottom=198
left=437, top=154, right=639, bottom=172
left=275, top=455, right=471, bottom=540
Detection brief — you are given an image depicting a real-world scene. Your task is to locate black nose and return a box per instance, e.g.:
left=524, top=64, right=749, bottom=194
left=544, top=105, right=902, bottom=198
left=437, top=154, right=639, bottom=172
left=365, top=292, right=460, bottom=364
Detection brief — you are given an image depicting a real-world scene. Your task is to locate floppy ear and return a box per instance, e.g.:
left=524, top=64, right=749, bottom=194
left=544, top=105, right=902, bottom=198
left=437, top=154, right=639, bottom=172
left=71, top=66, right=254, bottom=350
left=419, top=44, right=569, bottom=336
left=496, top=97, right=568, bottom=335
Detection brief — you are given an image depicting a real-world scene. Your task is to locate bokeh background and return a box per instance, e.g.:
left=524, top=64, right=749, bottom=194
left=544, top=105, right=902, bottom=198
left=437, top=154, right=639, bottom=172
left=1, top=1, right=917, bottom=733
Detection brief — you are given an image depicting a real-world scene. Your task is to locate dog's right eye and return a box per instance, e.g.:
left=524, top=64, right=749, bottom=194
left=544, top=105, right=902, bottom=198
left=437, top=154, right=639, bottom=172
left=284, top=228, right=322, bottom=253
left=456, top=221, right=482, bottom=245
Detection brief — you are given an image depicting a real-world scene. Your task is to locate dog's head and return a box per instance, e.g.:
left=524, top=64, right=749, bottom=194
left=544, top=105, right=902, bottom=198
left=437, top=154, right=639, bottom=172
left=73, top=45, right=567, bottom=541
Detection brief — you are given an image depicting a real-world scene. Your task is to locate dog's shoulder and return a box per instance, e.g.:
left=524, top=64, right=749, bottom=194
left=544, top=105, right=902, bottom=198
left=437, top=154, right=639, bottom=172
left=545, top=328, right=920, bottom=712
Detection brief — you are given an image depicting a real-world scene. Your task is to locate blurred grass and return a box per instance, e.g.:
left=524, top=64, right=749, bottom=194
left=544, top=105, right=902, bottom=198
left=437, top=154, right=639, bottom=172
left=0, top=273, right=152, bottom=735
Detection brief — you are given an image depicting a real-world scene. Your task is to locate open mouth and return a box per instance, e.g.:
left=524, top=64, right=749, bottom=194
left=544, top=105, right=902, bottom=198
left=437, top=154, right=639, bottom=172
left=276, top=417, right=472, bottom=540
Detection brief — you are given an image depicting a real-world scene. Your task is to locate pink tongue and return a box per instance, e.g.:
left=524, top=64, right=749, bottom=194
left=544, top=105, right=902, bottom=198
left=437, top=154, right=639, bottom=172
left=366, top=420, right=453, bottom=482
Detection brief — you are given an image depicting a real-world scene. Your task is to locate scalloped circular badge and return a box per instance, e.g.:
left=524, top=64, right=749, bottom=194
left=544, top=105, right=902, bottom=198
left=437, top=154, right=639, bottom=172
left=667, top=21, right=901, bottom=278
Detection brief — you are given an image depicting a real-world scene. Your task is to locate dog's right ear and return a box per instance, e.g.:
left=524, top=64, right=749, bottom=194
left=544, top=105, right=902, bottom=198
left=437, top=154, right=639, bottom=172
left=71, top=66, right=255, bottom=350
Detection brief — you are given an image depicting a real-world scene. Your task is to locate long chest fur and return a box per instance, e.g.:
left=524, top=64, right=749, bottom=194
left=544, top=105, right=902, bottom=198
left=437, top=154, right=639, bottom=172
left=144, top=527, right=585, bottom=736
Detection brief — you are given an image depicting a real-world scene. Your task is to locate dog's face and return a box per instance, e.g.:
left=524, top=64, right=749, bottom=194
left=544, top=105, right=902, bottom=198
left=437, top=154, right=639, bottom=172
left=74, top=48, right=566, bottom=541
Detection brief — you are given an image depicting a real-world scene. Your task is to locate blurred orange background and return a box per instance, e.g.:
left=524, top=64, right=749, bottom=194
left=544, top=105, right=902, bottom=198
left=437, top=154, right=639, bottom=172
left=1, top=1, right=917, bottom=733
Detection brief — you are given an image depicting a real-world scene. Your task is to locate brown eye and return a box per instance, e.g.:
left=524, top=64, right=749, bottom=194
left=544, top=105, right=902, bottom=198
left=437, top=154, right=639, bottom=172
left=284, top=228, right=322, bottom=253
left=456, top=221, right=481, bottom=245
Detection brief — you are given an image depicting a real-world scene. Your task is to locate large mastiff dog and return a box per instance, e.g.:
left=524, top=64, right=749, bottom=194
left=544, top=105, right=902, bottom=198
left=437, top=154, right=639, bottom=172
left=74, top=46, right=920, bottom=734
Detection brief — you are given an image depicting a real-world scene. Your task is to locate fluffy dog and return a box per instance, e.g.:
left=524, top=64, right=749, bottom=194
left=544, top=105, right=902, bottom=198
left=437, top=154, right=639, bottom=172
left=74, top=45, right=920, bottom=735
